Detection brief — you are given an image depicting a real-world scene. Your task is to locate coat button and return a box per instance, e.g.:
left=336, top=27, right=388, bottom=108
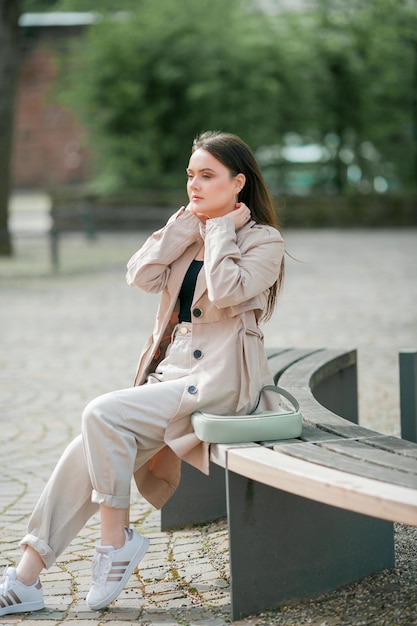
left=193, top=349, right=203, bottom=359
left=187, top=385, right=197, bottom=394
left=192, top=308, right=202, bottom=318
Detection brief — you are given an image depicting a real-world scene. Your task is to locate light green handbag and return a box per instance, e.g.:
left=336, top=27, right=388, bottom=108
left=191, top=385, right=302, bottom=444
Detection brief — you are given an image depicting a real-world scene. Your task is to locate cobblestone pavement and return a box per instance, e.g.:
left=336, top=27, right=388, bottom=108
left=1, top=196, right=417, bottom=625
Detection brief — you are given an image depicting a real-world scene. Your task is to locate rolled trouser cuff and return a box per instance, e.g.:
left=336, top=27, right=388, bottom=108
left=91, top=489, right=130, bottom=509
left=19, top=534, right=56, bottom=569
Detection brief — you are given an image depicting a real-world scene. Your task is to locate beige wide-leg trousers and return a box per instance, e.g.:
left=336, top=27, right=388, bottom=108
left=20, top=325, right=194, bottom=569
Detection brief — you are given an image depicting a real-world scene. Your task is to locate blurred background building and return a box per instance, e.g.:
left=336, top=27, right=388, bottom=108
left=13, top=13, right=93, bottom=187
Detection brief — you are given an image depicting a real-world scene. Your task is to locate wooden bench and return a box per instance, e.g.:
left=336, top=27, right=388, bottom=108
left=160, top=347, right=417, bottom=619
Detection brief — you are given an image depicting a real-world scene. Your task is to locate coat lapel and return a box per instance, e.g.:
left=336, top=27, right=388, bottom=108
left=192, top=262, right=207, bottom=304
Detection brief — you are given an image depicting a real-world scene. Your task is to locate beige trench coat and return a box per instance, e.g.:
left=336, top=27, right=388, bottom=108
left=126, top=207, right=285, bottom=509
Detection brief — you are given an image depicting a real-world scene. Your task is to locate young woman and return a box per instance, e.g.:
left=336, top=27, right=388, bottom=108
left=0, top=131, right=285, bottom=615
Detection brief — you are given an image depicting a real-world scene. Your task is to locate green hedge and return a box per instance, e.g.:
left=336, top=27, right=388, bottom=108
left=276, top=193, right=417, bottom=228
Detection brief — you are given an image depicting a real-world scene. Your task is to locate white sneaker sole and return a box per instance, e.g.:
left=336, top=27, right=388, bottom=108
left=0, top=599, right=44, bottom=616
left=87, top=535, right=149, bottom=611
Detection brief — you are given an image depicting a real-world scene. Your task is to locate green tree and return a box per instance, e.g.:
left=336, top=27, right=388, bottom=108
left=362, top=0, right=417, bottom=188
left=23, top=0, right=60, bottom=9
left=314, top=0, right=417, bottom=191
left=59, top=0, right=324, bottom=192
left=22, top=0, right=416, bottom=197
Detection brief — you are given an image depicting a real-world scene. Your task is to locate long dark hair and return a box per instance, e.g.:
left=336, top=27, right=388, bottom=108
left=192, top=130, right=284, bottom=320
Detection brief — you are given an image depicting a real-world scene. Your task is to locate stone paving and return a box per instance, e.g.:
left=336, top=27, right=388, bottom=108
left=1, top=196, right=417, bottom=625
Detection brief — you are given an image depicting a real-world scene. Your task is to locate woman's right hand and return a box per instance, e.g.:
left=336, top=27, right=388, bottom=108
left=186, top=202, right=210, bottom=223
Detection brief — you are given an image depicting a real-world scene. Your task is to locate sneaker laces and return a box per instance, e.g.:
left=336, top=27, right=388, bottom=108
left=0, top=567, right=15, bottom=596
left=91, top=551, right=112, bottom=588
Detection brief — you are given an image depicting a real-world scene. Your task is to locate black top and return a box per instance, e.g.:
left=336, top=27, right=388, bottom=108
left=178, top=260, right=204, bottom=323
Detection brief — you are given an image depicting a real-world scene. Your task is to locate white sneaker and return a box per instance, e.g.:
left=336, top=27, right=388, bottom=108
left=86, top=527, right=149, bottom=610
left=0, top=566, right=44, bottom=616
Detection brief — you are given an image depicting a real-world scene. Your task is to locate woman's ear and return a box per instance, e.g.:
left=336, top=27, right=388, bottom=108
left=235, top=173, right=246, bottom=193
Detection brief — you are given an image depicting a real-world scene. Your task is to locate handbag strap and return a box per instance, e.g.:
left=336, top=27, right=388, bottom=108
left=250, top=384, right=300, bottom=414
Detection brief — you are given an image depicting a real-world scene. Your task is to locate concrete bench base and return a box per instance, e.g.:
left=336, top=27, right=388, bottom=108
left=161, top=457, right=395, bottom=620
left=227, top=470, right=394, bottom=619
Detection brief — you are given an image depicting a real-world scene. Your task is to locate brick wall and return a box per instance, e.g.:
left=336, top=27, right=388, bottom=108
left=12, top=26, right=90, bottom=189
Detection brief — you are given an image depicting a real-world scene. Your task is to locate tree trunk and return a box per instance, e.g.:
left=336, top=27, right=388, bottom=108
left=0, top=0, right=21, bottom=256
left=412, top=40, right=417, bottom=191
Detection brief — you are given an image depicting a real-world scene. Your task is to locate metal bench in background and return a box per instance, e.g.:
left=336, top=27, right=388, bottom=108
left=49, top=198, right=173, bottom=270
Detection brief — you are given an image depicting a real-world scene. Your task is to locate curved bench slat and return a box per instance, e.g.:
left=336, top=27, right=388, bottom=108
left=361, top=435, right=417, bottom=458
left=321, top=438, right=417, bottom=474
left=277, top=348, right=357, bottom=391
left=278, top=349, right=395, bottom=440
left=266, top=348, right=324, bottom=383
left=272, top=441, right=417, bottom=490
